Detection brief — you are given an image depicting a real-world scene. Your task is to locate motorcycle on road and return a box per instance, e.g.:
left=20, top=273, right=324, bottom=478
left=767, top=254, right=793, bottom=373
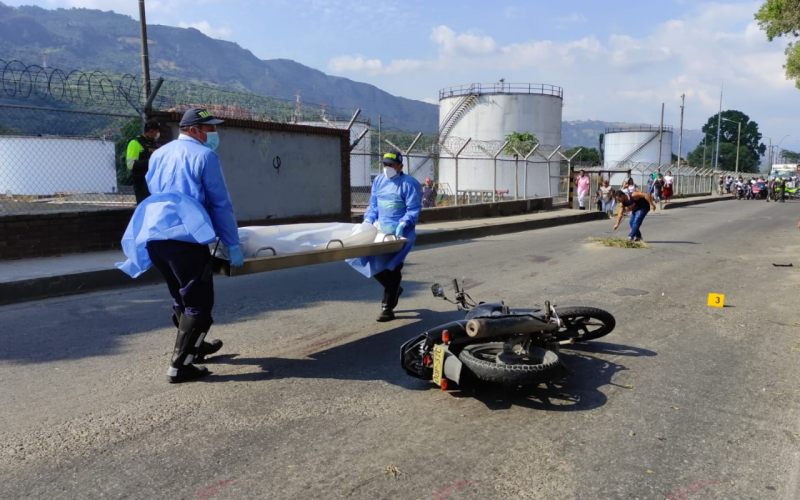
left=400, top=280, right=616, bottom=389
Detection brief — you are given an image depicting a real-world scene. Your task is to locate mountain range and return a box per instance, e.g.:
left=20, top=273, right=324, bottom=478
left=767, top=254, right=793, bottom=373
left=0, top=2, right=703, bottom=154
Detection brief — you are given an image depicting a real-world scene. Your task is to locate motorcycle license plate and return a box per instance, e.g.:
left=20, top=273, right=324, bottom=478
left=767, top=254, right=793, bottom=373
left=432, top=344, right=446, bottom=386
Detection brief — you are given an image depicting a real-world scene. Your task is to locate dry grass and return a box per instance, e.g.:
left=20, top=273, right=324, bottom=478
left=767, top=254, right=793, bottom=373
left=589, top=237, right=650, bottom=249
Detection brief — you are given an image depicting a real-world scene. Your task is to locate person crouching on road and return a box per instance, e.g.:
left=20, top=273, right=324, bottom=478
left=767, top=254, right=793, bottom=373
left=116, top=108, right=245, bottom=383
left=347, top=151, right=421, bottom=322
left=613, top=189, right=656, bottom=242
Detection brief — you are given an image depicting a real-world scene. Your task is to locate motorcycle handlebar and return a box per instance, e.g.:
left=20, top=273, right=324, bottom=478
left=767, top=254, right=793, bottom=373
left=452, top=279, right=460, bottom=294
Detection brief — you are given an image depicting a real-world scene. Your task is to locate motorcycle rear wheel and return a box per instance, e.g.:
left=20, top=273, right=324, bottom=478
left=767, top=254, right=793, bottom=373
left=554, top=307, right=616, bottom=342
left=458, top=342, right=562, bottom=385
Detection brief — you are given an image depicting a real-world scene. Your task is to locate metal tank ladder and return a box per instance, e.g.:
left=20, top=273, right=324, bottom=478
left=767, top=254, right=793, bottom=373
left=438, top=84, right=479, bottom=142
left=616, top=131, right=660, bottom=165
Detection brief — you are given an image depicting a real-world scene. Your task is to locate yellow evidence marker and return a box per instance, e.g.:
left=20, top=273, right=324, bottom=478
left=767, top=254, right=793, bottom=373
left=707, top=293, right=725, bottom=308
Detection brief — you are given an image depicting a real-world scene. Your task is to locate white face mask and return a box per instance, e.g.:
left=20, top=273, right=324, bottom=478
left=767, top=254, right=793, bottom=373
left=383, top=166, right=397, bottom=179
left=154, top=132, right=161, bottom=141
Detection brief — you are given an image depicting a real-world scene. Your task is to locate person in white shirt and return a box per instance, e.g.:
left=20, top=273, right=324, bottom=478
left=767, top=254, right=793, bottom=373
left=663, top=170, right=674, bottom=202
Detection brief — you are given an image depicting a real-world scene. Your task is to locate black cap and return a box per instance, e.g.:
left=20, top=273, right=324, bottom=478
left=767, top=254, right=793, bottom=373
left=179, top=107, right=224, bottom=127
left=144, top=119, right=160, bottom=131
left=381, top=150, right=403, bottom=165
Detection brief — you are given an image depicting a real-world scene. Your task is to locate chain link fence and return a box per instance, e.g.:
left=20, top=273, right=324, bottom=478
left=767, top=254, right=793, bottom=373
left=0, top=60, right=370, bottom=217
left=351, top=136, right=566, bottom=213
left=0, top=104, right=139, bottom=215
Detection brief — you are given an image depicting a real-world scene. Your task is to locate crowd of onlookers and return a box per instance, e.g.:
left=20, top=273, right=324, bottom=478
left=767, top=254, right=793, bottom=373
left=573, top=168, right=676, bottom=216
left=721, top=174, right=796, bottom=202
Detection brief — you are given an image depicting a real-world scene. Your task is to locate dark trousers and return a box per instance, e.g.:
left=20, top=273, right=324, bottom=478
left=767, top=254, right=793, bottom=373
left=374, top=263, right=403, bottom=307
left=147, top=240, right=214, bottom=321
left=132, top=176, right=151, bottom=205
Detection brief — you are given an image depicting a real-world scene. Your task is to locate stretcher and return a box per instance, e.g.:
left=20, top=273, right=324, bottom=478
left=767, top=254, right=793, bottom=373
left=211, top=223, right=405, bottom=277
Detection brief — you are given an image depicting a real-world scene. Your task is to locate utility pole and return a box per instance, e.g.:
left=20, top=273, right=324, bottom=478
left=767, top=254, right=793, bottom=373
left=702, top=133, right=708, bottom=168
left=678, top=94, right=685, bottom=167
left=657, top=103, right=665, bottom=165
left=768, top=138, right=772, bottom=169
left=734, top=121, right=741, bottom=174
left=714, top=82, right=722, bottom=170
left=378, top=115, right=382, bottom=155
left=138, top=0, right=152, bottom=102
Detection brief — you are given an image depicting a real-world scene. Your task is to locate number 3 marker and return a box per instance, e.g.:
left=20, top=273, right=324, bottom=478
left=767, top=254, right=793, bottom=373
left=707, top=293, right=725, bottom=308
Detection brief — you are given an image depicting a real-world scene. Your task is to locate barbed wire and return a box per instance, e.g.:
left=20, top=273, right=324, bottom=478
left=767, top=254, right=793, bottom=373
left=0, top=59, right=368, bottom=124
left=439, top=136, right=559, bottom=159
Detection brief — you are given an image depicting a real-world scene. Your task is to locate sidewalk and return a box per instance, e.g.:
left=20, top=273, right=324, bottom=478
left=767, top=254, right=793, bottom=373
left=0, top=194, right=730, bottom=305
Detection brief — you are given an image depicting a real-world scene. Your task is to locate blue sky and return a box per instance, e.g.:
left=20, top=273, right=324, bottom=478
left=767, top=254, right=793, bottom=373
left=5, top=0, right=800, bottom=152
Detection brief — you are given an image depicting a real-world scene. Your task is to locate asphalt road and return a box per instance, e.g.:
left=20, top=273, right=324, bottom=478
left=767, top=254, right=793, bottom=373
left=3, top=199, right=800, bottom=500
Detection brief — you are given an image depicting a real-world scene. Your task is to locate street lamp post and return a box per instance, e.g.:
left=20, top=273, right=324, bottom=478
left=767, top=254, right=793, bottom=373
left=776, top=135, right=791, bottom=166
left=722, top=118, right=742, bottom=174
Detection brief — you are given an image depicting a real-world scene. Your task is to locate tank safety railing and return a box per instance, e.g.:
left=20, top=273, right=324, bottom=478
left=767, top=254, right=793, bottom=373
left=439, top=83, right=563, bottom=100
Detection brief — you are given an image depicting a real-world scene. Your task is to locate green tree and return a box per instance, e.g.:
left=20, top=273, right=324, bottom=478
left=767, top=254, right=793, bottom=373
left=503, top=132, right=538, bottom=158
left=779, top=149, right=800, bottom=161
left=755, top=0, right=800, bottom=89
left=687, top=140, right=760, bottom=172
left=564, top=146, right=601, bottom=165
left=686, top=110, right=765, bottom=169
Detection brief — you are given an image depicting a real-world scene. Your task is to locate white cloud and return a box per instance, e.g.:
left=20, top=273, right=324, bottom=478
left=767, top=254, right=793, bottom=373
left=430, top=26, right=497, bottom=56
left=177, top=20, right=231, bottom=39
left=328, top=1, right=795, bottom=136
left=329, top=55, right=385, bottom=75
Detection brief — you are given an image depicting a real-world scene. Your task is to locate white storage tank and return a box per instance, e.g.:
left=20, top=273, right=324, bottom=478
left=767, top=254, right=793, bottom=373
left=0, top=136, right=116, bottom=196
left=437, top=82, right=563, bottom=197
left=438, top=82, right=563, bottom=145
left=604, top=126, right=673, bottom=168
left=299, top=121, right=372, bottom=187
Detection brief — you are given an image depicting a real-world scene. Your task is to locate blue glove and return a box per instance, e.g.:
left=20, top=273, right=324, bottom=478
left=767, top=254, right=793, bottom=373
left=228, top=245, right=244, bottom=267
left=395, top=222, right=407, bottom=238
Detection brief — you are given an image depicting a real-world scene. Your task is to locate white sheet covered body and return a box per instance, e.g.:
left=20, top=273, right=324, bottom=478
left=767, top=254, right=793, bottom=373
left=212, top=222, right=394, bottom=259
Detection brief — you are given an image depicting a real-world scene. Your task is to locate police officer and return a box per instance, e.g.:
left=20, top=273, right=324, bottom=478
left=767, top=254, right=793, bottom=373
left=117, top=108, right=244, bottom=383
left=126, top=119, right=161, bottom=204
left=347, top=151, right=421, bottom=322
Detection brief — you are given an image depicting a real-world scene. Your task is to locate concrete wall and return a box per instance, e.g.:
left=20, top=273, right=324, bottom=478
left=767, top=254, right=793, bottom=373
left=0, top=116, right=352, bottom=260
left=299, top=121, right=372, bottom=187
left=155, top=112, right=351, bottom=225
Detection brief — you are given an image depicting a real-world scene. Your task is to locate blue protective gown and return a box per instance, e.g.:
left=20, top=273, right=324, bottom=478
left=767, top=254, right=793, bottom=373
left=116, top=135, right=239, bottom=278
left=347, top=172, right=421, bottom=278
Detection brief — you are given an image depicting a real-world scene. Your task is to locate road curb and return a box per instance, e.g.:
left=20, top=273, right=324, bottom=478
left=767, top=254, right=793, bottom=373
left=662, top=195, right=733, bottom=209
left=0, top=211, right=605, bottom=306
left=416, top=211, right=608, bottom=246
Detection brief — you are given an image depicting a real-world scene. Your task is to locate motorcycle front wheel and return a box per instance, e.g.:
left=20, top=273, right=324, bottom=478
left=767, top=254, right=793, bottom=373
left=554, top=307, right=616, bottom=342
left=458, top=342, right=562, bottom=385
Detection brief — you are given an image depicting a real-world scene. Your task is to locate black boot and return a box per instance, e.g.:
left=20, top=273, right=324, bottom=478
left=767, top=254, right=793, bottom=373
left=377, top=304, right=396, bottom=322
left=195, top=338, right=223, bottom=363
left=173, top=308, right=221, bottom=363
left=167, top=315, right=211, bottom=383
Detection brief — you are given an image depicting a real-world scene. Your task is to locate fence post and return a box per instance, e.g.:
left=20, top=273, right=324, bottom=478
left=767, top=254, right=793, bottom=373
left=452, top=139, right=471, bottom=206
left=521, top=144, right=539, bottom=200
left=493, top=141, right=508, bottom=203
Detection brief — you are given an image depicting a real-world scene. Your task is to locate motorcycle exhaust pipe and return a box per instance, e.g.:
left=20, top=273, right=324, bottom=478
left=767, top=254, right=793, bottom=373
left=466, top=316, right=549, bottom=339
